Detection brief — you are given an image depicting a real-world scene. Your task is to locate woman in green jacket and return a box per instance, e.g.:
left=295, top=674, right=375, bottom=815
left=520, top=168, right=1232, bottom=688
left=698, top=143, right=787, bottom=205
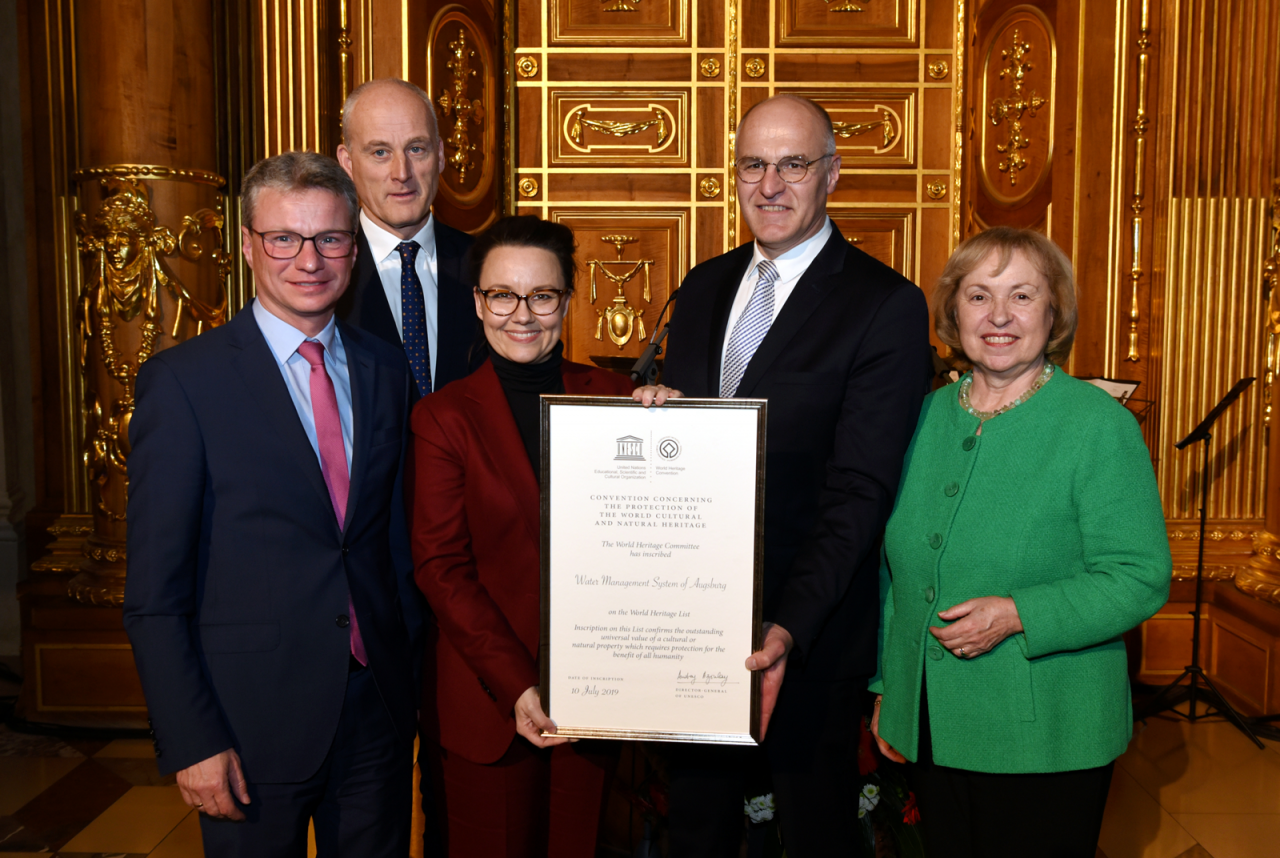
left=869, top=227, right=1171, bottom=857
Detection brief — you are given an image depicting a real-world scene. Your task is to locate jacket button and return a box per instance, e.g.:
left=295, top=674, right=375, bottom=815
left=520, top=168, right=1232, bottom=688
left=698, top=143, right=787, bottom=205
left=341, top=547, right=349, bottom=556
left=944, top=482, right=959, bottom=497
left=962, top=436, right=976, bottom=451
left=336, top=615, right=350, bottom=628
left=925, top=586, right=936, bottom=603
left=928, top=645, right=944, bottom=661
left=929, top=533, right=943, bottom=550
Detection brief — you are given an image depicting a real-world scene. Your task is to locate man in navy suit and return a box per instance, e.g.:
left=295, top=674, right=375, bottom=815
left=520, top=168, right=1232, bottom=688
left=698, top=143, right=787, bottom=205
left=124, top=151, right=421, bottom=856
left=336, top=78, right=477, bottom=399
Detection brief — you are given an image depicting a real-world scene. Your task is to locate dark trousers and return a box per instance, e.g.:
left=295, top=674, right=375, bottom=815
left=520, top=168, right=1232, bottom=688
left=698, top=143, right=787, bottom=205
left=906, top=689, right=1113, bottom=858
left=425, top=736, right=615, bottom=858
left=668, top=678, right=864, bottom=858
left=199, top=665, right=414, bottom=858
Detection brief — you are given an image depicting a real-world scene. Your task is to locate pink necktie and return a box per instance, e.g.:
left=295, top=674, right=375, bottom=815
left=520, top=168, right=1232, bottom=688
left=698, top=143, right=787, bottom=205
left=297, top=341, right=367, bottom=666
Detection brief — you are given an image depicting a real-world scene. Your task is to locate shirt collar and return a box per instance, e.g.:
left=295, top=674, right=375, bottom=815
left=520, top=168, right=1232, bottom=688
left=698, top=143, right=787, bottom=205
left=749, top=217, right=833, bottom=283
left=359, top=209, right=436, bottom=265
left=252, top=298, right=339, bottom=365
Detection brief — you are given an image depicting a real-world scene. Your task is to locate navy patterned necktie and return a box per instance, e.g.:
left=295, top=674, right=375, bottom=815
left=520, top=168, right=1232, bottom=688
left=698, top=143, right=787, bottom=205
left=720, top=259, right=780, bottom=397
left=396, top=241, right=432, bottom=397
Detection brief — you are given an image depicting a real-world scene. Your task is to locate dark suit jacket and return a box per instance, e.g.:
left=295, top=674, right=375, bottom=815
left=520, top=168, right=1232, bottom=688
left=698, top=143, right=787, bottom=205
left=663, top=225, right=930, bottom=683
left=336, top=218, right=478, bottom=398
left=123, top=305, right=422, bottom=782
left=409, top=360, right=635, bottom=764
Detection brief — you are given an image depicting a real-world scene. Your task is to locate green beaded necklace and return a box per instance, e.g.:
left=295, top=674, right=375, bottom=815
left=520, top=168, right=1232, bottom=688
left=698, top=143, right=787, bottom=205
left=958, top=359, right=1055, bottom=423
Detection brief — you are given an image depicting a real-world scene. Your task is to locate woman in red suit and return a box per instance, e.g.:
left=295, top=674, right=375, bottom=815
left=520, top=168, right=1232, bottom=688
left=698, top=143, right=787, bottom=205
left=410, top=216, right=635, bottom=857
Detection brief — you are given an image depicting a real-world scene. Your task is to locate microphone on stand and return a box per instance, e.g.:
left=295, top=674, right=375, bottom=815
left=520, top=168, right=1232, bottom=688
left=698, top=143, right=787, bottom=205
left=630, top=288, right=679, bottom=385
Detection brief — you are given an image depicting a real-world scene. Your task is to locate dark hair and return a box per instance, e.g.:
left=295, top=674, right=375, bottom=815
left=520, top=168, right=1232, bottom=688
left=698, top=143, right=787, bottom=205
left=241, top=151, right=359, bottom=230
left=466, top=215, right=578, bottom=295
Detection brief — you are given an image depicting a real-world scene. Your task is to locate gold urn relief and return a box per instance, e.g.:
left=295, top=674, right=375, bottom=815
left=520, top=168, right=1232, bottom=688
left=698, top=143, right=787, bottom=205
left=589, top=235, right=654, bottom=349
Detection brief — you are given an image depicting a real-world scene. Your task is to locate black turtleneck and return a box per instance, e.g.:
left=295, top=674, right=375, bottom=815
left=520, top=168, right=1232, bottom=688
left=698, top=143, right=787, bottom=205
left=490, top=341, right=565, bottom=480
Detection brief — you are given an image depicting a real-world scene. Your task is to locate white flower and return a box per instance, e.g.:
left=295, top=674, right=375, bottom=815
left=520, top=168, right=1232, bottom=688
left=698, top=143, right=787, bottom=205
left=857, top=784, right=881, bottom=818
left=743, top=792, right=776, bottom=823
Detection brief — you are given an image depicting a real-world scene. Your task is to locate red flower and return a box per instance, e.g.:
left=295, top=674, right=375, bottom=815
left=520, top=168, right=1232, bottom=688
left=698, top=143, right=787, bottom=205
left=857, top=716, right=879, bottom=776
left=902, top=792, right=921, bottom=825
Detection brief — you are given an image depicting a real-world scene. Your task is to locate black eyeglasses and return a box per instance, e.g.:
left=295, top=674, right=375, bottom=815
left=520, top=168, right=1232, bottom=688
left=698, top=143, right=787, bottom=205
left=250, top=228, right=356, bottom=259
left=476, top=288, right=566, bottom=316
left=735, top=154, right=834, bottom=184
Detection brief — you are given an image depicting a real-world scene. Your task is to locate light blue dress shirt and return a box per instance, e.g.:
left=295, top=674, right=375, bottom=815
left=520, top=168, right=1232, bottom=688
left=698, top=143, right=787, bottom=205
left=252, top=299, right=354, bottom=472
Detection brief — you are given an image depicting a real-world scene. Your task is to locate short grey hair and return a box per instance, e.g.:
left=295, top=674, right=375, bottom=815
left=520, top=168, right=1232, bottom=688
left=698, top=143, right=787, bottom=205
left=341, top=78, right=439, bottom=146
left=736, top=94, right=838, bottom=158
left=240, top=152, right=359, bottom=230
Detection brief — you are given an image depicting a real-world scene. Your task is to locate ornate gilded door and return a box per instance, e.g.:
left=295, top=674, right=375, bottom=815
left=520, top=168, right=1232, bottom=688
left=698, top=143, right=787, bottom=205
left=508, top=0, right=965, bottom=368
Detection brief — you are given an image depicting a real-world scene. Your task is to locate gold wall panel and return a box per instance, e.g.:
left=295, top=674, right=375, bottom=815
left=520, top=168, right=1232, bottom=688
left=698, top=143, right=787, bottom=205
left=977, top=5, right=1055, bottom=206
left=550, top=91, right=690, bottom=167
left=777, top=0, right=918, bottom=47
left=549, top=0, right=690, bottom=46
left=829, top=210, right=915, bottom=277
left=779, top=89, right=916, bottom=169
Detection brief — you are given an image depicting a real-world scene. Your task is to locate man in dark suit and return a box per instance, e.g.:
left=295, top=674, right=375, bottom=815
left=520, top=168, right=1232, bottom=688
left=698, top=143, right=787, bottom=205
left=336, top=78, right=476, bottom=399
left=123, top=152, right=421, bottom=856
left=660, top=95, right=931, bottom=856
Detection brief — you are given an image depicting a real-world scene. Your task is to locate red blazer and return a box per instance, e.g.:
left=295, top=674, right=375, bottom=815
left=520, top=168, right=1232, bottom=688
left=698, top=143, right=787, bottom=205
left=409, top=358, right=635, bottom=764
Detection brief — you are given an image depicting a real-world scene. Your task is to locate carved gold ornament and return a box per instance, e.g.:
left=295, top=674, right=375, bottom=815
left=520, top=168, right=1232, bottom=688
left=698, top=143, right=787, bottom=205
left=988, top=30, right=1048, bottom=186
left=745, top=58, right=766, bottom=79
left=517, top=56, right=539, bottom=78
left=589, top=235, right=653, bottom=349
left=76, top=178, right=228, bottom=523
left=569, top=106, right=668, bottom=146
left=832, top=110, right=897, bottom=149
left=825, top=0, right=869, bottom=11
left=518, top=177, right=539, bottom=197
left=699, top=177, right=722, bottom=198
left=928, top=60, right=950, bottom=80
left=1126, top=5, right=1153, bottom=363
left=1263, top=180, right=1280, bottom=421
left=438, top=28, right=486, bottom=185
left=602, top=0, right=640, bottom=10
left=700, top=58, right=721, bottom=78
left=926, top=180, right=948, bottom=200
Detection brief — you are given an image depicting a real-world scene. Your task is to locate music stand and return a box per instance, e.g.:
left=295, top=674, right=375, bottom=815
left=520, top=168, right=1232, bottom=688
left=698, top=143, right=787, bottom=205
left=1135, top=377, right=1265, bottom=748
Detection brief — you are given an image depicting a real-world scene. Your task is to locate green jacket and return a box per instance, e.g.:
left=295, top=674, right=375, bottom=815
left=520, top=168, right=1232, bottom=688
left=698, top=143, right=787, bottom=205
left=869, top=370, right=1171, bottom=773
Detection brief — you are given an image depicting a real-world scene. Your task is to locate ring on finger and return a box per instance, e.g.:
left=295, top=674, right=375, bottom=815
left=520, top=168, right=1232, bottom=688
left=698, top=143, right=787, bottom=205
left=958, top=647, right=966, bottom=657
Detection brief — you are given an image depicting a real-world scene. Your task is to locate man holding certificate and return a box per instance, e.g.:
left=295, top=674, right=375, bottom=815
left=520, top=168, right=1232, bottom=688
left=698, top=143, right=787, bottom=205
left=659, top=94, right=932, bottom=856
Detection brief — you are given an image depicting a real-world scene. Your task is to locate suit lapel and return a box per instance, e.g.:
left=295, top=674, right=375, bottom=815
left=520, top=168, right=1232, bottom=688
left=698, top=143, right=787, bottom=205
left=343, top=227, right=402, bottom=348
left=434, top=221, right=476, bottom=387
left=226, top=308, right=337, bottom=531
left=706, top=246, right=754, bottom=393
left=341, top=322, right=377, bottom=536
left=733, top=228, right=850, bottom=397
left=467, top=362, right=542, bottom=543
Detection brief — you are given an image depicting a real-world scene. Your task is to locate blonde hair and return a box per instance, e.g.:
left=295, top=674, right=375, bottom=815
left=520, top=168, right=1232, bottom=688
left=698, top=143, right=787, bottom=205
left=933, top=227, right=1078, bottom=365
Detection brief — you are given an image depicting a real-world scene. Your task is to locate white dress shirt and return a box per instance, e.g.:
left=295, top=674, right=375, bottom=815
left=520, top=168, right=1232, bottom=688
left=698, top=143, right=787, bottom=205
left=253, top=299, right=354, bottom=472
left=360, top=209, right=440, bottom=387
left=719, top=218, right=834, bottom=384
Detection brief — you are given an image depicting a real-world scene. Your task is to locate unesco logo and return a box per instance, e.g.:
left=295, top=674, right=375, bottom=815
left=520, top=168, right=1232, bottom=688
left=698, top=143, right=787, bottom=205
left=657, top=437, right=682, bottom=461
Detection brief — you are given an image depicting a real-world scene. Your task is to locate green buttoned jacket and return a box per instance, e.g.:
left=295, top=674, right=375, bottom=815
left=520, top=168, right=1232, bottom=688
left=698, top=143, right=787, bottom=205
left=869, top=370, right=1171, bottom=773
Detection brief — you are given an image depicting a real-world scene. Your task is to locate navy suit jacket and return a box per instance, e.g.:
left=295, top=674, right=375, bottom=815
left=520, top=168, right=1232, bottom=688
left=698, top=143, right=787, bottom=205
left=663, top=226, right=931, bottom=684
left=337, top=219, right=478, bottom=398
left=123, top=306, right=421, bottom=782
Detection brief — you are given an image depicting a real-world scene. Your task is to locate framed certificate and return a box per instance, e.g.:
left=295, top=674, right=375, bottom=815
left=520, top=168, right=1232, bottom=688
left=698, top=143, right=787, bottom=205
left=539, top=396, right=766, bottom=745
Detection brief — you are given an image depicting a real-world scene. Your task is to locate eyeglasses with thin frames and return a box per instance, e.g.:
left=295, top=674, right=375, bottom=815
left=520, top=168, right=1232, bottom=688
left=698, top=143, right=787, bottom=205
left=735, top=154, right=834, bottom=184
left=476, top=288, right=567, bottom=316
left=249, top=228, right=356, bottom=259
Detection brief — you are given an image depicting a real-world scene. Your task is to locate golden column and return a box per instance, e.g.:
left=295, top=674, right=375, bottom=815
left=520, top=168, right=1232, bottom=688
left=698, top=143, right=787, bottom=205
left=1241, top=181, right=1280, bottom=604
left=65, top=1, right=229, bottom=605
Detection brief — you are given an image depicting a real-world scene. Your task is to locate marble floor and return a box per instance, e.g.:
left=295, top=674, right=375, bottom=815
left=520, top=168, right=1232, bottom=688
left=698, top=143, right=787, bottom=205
left=3, top=655, right=1279, bottom=858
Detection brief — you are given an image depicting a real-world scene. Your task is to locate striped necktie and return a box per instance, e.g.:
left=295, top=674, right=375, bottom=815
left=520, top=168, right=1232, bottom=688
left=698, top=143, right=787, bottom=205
left=397, top=241, right=432, bottom=397
left=720, top=259, right=779, bottom=398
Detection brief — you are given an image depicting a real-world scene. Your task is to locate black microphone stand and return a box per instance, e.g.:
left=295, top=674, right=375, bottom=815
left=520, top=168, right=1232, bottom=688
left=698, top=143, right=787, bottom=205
left=1135, top=377, right=1264, bottom=748
left=630, top=288, right=679, bottom=385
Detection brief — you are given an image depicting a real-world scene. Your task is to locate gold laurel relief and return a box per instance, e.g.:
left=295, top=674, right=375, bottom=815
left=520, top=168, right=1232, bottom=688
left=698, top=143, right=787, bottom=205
left=602, top=0, right=640, bottom=10
left=700, top=58, right=721, bottom=78
left=832, top=110, right=897, bottom=149
left=438, top=28, right=485, bottom=185
left=928, top=60, right=950, bottom=80
left=699, top=177, right=722, bottom=198
left=517, top=56, right=539, bottom=78
left=518, top=177, right=539, bottom=198
left=589, top=235, right=653, bottom=349
left=825, top=0, right=869, bottom=11
left=987, top=30, right=1048, bottom=186
left=569, top=107, right=668, bottom=147
left=745, top=58, right=766, bottom=79
left=926, top=180, right=948, bottom=200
